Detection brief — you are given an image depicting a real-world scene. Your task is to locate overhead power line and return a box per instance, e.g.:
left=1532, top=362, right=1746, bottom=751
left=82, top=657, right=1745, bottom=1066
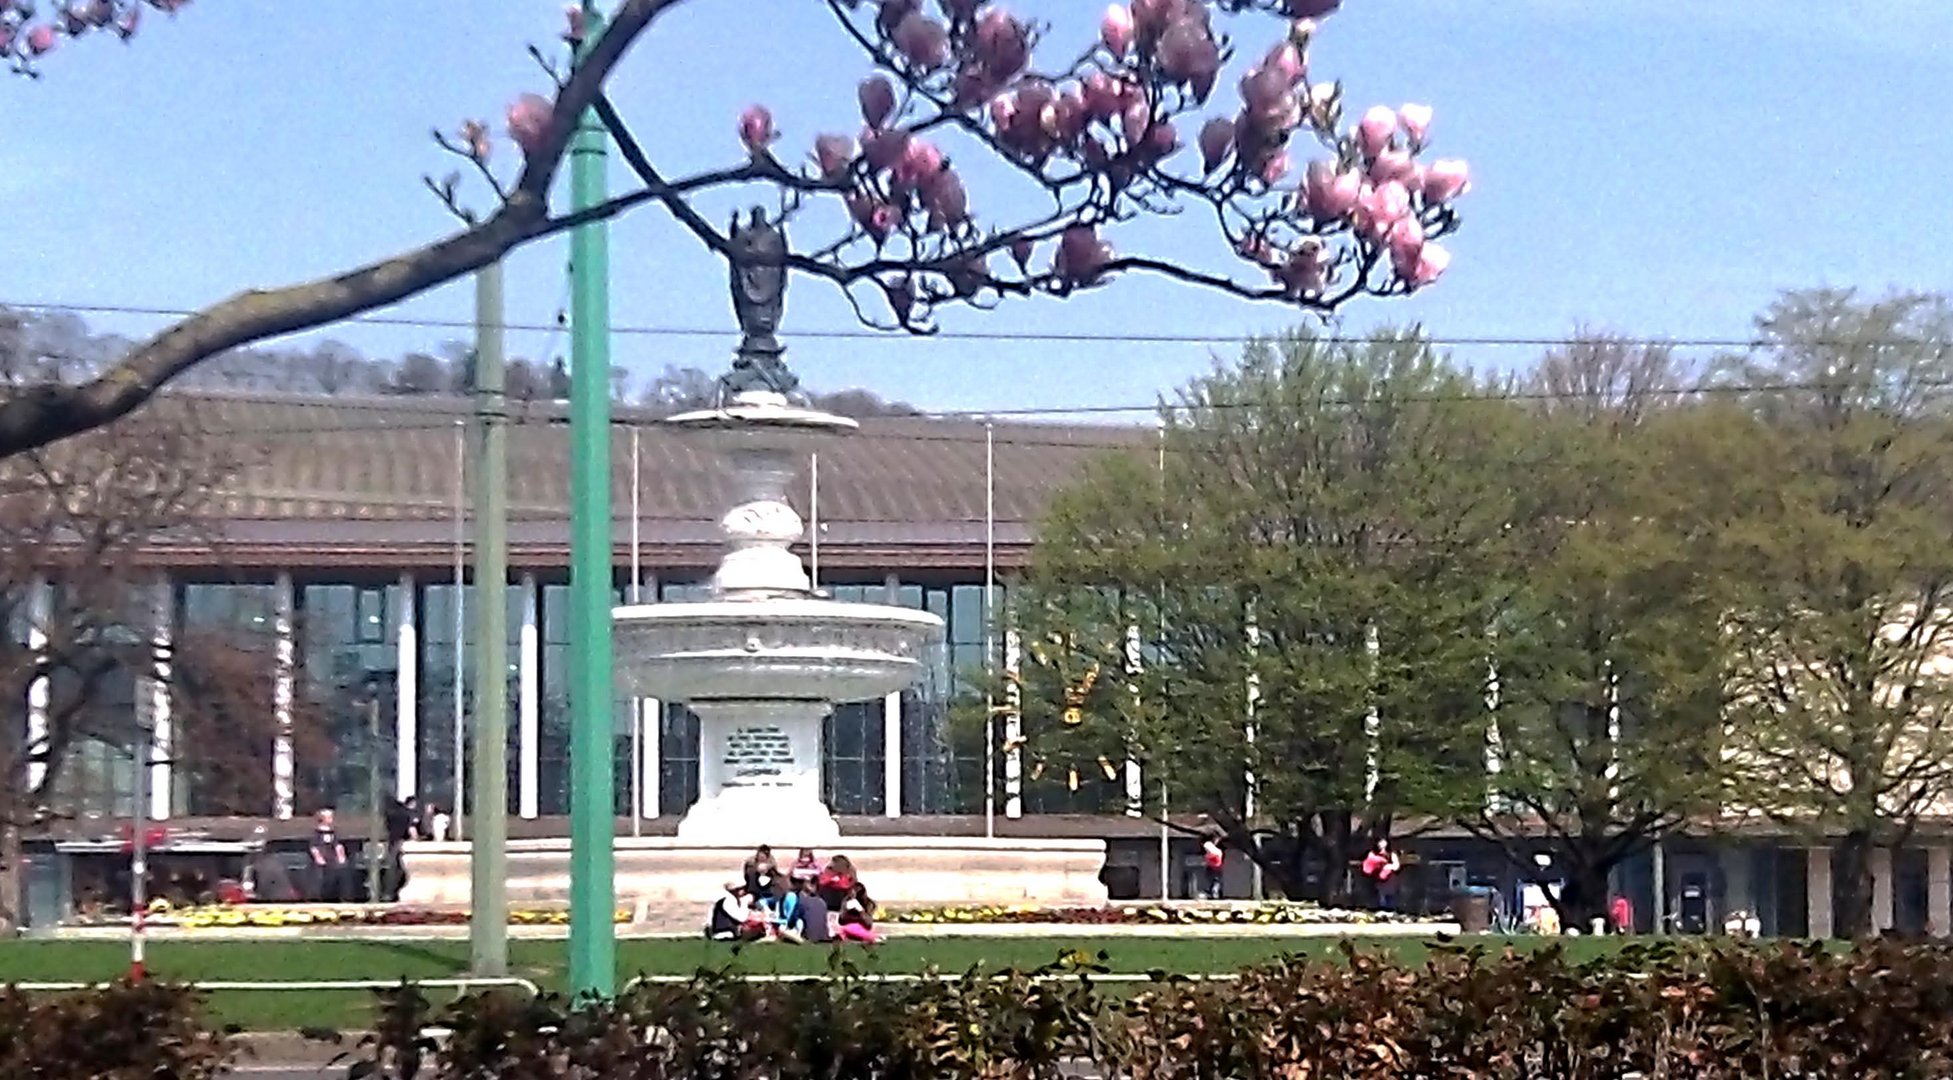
left=0, top=296, right=1850, bottom=350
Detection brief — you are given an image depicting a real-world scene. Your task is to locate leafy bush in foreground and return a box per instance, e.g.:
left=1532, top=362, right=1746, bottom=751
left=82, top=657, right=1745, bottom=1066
left=0, top=980, right=234, bottom=1079
left=344, top=942, right=1953, bottom=1079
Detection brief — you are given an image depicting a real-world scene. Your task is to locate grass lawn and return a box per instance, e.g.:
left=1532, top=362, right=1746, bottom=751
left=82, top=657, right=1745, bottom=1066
left=0, top=934, right=1622, bottom=1032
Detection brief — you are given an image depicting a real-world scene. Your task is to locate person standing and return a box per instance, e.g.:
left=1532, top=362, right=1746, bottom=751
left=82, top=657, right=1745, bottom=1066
left=1361, top=837, right=1402, bottom=912
left=1201, top=836, right=1226, bottom=899
left=308, top=810, right=349, bottom=902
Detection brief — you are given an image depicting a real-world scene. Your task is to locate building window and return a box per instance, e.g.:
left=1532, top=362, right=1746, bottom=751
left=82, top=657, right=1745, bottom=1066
left=298, top=583, right=401, bottom=814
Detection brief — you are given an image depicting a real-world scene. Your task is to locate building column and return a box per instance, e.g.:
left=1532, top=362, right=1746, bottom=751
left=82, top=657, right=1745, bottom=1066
left=144, top=578, right=174, bottom=822
left=1720, top=844, right=1752, bottom=929
left=1928, top=847, right=1951, bottom=939
left=1872, top=846, right=1896, bottom=934
left=517, top=574, right=541, bottom=820
left=883, top=573, right=902, bottom=819
left=1123, top=623, right=1143, bottom=817
left=636, top=571, right=660, bottom=820
left=1003, top=623, right=1022, bottom=819
left=1807, top=846, right=1834, bottom=939
left=271, top=573, right=296, bottom=819
left=395, top=573, right=418, bottom=800
left=24, top=576, right=50, bottom=794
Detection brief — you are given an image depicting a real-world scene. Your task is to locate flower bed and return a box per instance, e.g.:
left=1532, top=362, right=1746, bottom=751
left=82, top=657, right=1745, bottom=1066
left=881, top=901, right=1437, bottom=926
left=71, top=904, right=632, bottom=929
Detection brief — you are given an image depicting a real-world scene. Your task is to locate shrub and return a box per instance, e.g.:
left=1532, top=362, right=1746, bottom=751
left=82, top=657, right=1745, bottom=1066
left=340, top=941, right=1953, bottom=1078
left=0, top=979, right=234, bottom=1079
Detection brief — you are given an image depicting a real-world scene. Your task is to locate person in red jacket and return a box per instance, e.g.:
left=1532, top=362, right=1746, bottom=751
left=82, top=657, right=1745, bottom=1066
left=1361, top=838, right=1402, bottom=912
left=816, top=854, right=857, bottom=910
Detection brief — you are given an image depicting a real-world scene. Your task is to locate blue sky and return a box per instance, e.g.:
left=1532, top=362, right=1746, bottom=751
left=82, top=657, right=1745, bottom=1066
left=8, top=1, right=1952, bottom=416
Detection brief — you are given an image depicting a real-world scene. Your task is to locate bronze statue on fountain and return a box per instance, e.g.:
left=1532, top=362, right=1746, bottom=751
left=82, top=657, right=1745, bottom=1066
left=721, top=205, right=800, bottom=403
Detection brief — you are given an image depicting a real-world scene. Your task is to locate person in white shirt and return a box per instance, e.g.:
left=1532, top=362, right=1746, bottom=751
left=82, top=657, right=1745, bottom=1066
left=706, top=881, right=760, bottom=941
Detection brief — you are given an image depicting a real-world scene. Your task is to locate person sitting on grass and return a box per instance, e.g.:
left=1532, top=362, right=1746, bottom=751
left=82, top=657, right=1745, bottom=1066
left=837, top=881, right=878, bottom=944
left=789, top=847, right=821, bottom=890
left=817, top=854, right=858, bottom=909
left=743, top=844, right=778, bottom=897
left=706, top=881, right=763, bottom=942
left=785, top=877, right=831, bottom=944
left=764, top=876, right=802, bottom=941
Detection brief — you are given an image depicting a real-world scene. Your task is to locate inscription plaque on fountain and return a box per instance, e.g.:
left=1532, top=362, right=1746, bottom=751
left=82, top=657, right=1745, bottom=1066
left=723, top=725, right=797, bottom=789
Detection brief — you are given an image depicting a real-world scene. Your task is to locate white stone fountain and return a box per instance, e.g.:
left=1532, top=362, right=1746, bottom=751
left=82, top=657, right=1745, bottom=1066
left=399, top=215, right=1109, bottom=913
left=611, top=389, right=944, bottom=846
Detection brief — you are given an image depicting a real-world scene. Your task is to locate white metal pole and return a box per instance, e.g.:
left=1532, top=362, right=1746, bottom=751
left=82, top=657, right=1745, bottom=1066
left=809, top=451, right=821, bottom=591
left=452, top=418, right=467, bottom=839
left=983, top=420, right=996, bottom=839
left=1159, top=780, right=1170, bottom=901
left=130, top=725, right=149, bottom=980
left=630, top=425, right=642, bottom=838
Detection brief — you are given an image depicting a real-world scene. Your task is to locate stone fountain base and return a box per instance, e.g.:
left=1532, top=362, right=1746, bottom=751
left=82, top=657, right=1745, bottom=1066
left=397, top=836, right=1110, bottom=910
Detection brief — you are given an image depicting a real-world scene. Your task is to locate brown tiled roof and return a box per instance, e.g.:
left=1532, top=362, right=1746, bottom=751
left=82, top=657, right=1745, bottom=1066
left=142, top=391, right=1147, bottom=574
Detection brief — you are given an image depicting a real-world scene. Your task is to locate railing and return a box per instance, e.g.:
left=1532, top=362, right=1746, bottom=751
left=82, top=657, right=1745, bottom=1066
left=7, top=976, right=542, bottom=998
left=619, top=971, right=1242, bottom=992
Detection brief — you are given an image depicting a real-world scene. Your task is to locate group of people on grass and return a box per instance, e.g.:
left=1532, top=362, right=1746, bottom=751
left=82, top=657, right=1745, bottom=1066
left=706, top=845, right=879, bottom=944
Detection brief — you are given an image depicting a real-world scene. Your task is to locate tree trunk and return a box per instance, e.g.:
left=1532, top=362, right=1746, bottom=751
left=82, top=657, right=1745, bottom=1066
left=0, top=821, right=21, bottom=936
left=1834, top=830, right=1874, bottom=939
left=1552, top=855, right=1612, bottom=932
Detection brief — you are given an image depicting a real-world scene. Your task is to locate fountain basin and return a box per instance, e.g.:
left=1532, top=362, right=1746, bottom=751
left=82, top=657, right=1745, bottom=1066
left=613, top=599, right=943, bottom=702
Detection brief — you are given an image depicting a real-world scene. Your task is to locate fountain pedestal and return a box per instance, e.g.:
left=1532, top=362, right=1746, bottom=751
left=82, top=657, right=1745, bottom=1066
left=682, top=701, right=838, bottom=845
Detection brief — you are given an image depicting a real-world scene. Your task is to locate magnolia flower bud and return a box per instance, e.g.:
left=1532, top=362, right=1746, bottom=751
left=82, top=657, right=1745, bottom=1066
left=1083, top=72, right=1123, bottom=119
left=1423, top=158, right=1471, bottom=203
left=1304, top=160, right=1362, bottom=219
left=1368, top=148, right=1416, bottom=186
left=1355, top=179, right=1411, bottom=238
left=25, top=22, right=57, bottom=54
left=1355, top=105, right=1397, bottom=158
left=563, top=3, right=587, bottom=42
left=1259, top=150, right=1290, bottom=186
left=1399, top=103, right=1433, bottom=146
left=506, top=93, right=553, bottom=157
left=1265, top=41, right=1305, bottom=87
left=973, top=9, right=1029, bottom=80
left=1198, top=116, right=1235, bottom=173
left=1100, top=3, right=1134, bottom=56
left=1010, top=236, right=1035, bottom=269
left=893, top=12, right=950, bottom=71
left=1386, top=216, right=1426, bottom=270
left=1408, top=242, right=1450, bottom=287
left=923, top=167, right=969, bottom=227
left=738, top=105, right=777, bottom=154
left=813, top=134, right=855, bottom=179
left=859, top=75, right=898, bottom=129
left=461, top=119, right=491, bottom=161
left=1055, top=225, right=1112, bottom=283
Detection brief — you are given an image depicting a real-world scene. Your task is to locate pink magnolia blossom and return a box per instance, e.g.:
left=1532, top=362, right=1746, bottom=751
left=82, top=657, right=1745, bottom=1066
left=1055, top=225, right=1112, bottom=283
left=972, top=9, right=1029, bottom=80
left=848, top=195, right=899, bottom=243
left=1145, top=119, right=1179, bottom=159
left=859, top=75, right=898, bottom=129
left=1423, top=158, right=1471, bottom=203
left=1303, top=160, right=1362, bottom=219
left=892, top=138, right=945, bottom=189
left=563, top=3, right=587, bottom=42
left=923, top=167, right=969, bottom=227
left=863, top=126, right=912, bottom=171
left=1198, top=116, right=1235, bottom=173
left=1259, top=150, right=1290, bottom=186
left=988, top=92, right=1018, bottom=131
left=1408, top=242, right=1450, bottom=287
left=813, top=133, right=855, bottom=179
left=1355, top=105, right=1397, bottom=158
left=1100, top=4, right=1134, bottom=56
left=1040, top=91, right=1087, bottom=143
left=25, top=23, right=57, bottom=55
left=1265, top=41, right=1305, bottom=86
left=1010, top=236, right=1035, bottom=270
left=1385, top=216, right=1425, bottom=270
left=114, top=1, right=139, bottom=38
left=1158, top=16, right=1220, bottom=101
left=738, top=105, right=777, bottom=154
left=1355, top=179, right=1410, bottom=238
left=1275, top=241, right=1328, bottom=298
left=1082, top=72, right=1123, bottom=119
left=506, top=93, right=553, bottom=157
left=1368, top=148, right=1416, bottom=186
left=1121, top=101, right=1150, bottom=145
left=893, top=12, right=950, bottom=71
left=1398, top=103, right=1433, bottom=145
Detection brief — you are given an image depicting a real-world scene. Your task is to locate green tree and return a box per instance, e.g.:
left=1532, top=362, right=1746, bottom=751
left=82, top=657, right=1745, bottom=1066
left=1015, top=329, right=1513, bottom=902
left=1465, top=336, right=1759, bottom=929
left=1717, top=288, right=1953, bottom=938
